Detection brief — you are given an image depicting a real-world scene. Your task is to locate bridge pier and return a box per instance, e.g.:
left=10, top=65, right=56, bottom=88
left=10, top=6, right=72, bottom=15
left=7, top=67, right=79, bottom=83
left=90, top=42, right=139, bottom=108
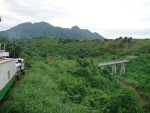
left=120, top=63, right=125, bottom=74
left=98, top=59, right=130, bottom=75
left=112, top=64, right=116, bottom=75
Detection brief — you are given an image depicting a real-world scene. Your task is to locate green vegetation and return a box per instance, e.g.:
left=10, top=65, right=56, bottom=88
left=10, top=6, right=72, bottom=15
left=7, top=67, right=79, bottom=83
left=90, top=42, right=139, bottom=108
left=0, top=22, right=104, bottom=39
left=0, top=37, right=150, bottom=113
left=121, top=57, right=150, bottom=99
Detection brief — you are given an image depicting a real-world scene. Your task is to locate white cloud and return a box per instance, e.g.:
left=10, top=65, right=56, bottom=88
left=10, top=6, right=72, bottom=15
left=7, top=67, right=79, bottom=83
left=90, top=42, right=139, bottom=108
left=0, top=0, right=150, bottom=38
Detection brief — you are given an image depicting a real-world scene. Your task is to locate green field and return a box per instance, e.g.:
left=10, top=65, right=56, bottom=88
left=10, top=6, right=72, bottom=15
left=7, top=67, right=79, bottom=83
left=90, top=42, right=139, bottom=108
left=0, top=37, right=150, bottom=113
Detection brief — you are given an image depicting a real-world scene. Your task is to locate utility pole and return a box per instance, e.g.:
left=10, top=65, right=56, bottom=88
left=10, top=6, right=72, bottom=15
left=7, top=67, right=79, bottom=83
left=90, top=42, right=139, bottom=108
left=14, top=42, right=16, bottom=58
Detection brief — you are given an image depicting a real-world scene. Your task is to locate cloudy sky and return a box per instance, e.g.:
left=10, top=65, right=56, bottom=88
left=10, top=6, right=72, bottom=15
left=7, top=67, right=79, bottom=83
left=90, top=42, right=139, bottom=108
left=0, top=0, right=150, bottom=39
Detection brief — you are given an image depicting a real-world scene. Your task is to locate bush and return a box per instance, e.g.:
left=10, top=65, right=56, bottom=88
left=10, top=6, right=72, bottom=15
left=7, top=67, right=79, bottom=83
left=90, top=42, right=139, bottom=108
left=59, top=76, right=88, bottom=104
left=104, top=88, right=142, bottom=113
left=83, top=88, right=109, bottom=109
left=143, top=102, right=150, bottom=113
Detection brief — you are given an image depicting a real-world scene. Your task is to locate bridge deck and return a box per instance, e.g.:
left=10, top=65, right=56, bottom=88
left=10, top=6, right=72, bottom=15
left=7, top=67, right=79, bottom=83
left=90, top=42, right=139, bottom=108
left=98, top=59, right=130, bottom=66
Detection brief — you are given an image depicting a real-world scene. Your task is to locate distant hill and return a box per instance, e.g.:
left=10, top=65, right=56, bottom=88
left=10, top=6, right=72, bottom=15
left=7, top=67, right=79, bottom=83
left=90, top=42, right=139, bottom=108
left=0, top=22, right=104, bottom=39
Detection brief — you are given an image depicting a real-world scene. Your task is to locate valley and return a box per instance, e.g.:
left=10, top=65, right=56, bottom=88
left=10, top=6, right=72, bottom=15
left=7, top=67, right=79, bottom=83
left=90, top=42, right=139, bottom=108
left=0, top=37, right=150, bottom=113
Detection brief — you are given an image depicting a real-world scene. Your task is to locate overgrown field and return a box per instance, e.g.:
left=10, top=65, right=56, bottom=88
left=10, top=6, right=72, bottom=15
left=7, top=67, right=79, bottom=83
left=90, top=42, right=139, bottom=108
left=0, top=37, right=150, bottom=113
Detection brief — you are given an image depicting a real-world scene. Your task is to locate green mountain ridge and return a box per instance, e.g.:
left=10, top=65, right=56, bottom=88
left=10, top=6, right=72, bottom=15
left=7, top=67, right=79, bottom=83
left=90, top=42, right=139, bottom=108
left=0, top=22, right=104, bottom=39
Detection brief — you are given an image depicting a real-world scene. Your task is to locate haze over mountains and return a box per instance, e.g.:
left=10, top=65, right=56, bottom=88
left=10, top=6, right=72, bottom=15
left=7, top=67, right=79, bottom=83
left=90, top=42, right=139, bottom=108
left=0, top=22, right=104, bottom=39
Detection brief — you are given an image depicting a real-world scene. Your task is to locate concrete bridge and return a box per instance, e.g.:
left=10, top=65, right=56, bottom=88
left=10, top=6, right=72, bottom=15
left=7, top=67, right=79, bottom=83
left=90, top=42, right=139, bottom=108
left=98, top=59, right=130, bottom=75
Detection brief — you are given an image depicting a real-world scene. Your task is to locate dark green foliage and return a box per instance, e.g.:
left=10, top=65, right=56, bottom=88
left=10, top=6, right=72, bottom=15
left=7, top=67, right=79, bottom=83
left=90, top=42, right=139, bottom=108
left=58, top=38, right=80, bottom=44
left=83, top=88, right=109, bottom=111
left=104, top=88, right=142, bottom=113
left=121, top=57, right=150, bottom=100
left=59, top=76, right=88, bottom=104
left=0, top=37, right=149, bottom=113
left=58, top=59, right=120, bottom=112
left=0, top=36, right=9, bottom=42
left=0, top=39, right=22, bottom=58
left=143, top=102, right=150, bottom=113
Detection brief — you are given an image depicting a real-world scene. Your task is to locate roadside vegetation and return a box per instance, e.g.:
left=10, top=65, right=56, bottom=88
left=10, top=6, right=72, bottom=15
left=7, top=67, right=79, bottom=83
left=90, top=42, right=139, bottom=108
left=0, top=37, right=150, bottom=113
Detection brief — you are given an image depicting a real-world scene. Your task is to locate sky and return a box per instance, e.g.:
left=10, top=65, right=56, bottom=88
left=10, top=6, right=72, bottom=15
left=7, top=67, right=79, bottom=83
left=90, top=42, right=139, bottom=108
left=0, top=0, right=150, bottom=39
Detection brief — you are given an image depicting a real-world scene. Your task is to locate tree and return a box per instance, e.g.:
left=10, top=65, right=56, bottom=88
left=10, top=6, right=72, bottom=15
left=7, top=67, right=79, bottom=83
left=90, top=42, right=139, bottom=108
left=119, top=36, right=123, bottom=39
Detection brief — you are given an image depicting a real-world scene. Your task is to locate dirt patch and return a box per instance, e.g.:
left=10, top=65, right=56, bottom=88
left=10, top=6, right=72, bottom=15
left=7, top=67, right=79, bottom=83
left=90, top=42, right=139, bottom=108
left=47, top=55, right=54, bottom=60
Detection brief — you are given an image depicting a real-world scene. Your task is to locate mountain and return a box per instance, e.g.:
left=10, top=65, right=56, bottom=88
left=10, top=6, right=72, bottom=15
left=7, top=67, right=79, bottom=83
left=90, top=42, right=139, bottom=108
left=0, top=22, right=104, bottom=39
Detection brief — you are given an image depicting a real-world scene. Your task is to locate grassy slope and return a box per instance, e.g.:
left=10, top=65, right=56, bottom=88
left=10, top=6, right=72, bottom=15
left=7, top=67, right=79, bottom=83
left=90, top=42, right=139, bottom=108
left=0, top=61, right=88, bottom=113
left=120, top=57, right=150, bottom=99
left=0, top=37, right=150, bottom=112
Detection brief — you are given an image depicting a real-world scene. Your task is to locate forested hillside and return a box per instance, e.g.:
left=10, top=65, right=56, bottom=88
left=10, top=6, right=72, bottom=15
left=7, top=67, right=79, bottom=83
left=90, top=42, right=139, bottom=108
left=0, top=22, right=104, bottom=39
left=0, top=37, right=150, bottom=113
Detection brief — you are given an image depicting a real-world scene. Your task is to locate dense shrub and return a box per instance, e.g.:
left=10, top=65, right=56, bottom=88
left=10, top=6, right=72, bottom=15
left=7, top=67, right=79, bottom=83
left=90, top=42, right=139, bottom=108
left=104, top=88, right=142, bottom=113
left=1, top=38, right=149, bottom=113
